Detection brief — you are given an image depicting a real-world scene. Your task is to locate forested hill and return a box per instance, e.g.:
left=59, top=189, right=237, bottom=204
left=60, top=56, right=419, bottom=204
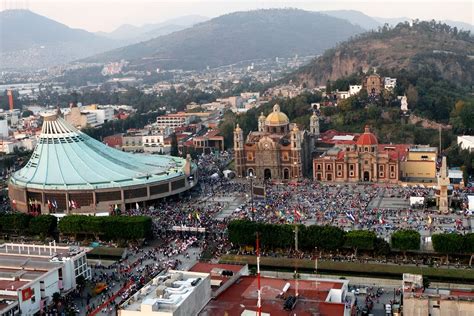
left=83, top=9, right=365, bottom=70
left=289, top=21, right=474, bottom=87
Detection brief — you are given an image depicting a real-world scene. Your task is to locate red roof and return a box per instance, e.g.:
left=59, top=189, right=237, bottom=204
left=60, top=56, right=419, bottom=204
left=201, top=276, right=346, bottom=316
left=356, top=125, right=378, bottom=146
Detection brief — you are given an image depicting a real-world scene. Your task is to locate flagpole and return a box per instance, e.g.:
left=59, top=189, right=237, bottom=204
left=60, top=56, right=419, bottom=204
left=256, top=232, right=261, bottom=316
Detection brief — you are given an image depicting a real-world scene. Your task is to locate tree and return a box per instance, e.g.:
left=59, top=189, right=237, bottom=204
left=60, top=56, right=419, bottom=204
left=406, top=84, right=418, bottom=108
left=29, top=215, right=58, bottom=238
left=423, top=276, right=430, bottom=290
left=22, top=110, right=34, bottom=118
left=391, top=229, right=420, bottom=260
left=432, top=233, right=463, bottom=264
left=326, top=80, right=332, bottom=94
left=374, top=237, right=391, bottom=257
left=170, top=133, right=179, bottom=157
left=345, top=230, right=376, bottom=257
left=459, top=101, right=474, bottom=133
left=463, top=233, right=474, bottom=267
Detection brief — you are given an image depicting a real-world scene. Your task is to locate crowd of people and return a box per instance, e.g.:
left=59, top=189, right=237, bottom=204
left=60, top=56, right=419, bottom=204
left=233, top=180, right=472, bottom=238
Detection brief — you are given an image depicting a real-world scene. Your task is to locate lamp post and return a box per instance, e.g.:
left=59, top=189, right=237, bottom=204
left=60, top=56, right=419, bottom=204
left=294, top=161, right=298, bottom=181
left=247, top=170, right=255, bottom=221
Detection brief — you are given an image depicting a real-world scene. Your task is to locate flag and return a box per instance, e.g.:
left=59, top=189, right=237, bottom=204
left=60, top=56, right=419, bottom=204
left=188, top=213, right=192, bottom=220
left=346, top=212, right=355, bottom=222
left=52, top=199, right=58, bottom=209
left=377, top=213, right=384, bottom=224
left=294, top=209, right=301, bottom=221
left=136, top=202, right=140, bottom=210
left=195, top=212, right=201, bottom=222
left=47, top=200, right=52, bottom=210
left=427, top=215, right=432, bottom=226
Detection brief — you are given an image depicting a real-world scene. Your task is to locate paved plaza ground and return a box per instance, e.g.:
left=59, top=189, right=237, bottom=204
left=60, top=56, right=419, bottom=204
left=76, top=179, right=471, bottom=316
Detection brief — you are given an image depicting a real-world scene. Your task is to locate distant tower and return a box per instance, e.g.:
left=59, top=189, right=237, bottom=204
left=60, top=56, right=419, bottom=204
left=6, top=89, right=13, bottom=112
left=258, top=112, right=266, bottom=132
left=234, top=124, right=244, bottom=177
left=290, top=125, right=302, bottom=179
left=437, top=156, right=450, bottom=213
left=310, top=111, right=319, bottom=137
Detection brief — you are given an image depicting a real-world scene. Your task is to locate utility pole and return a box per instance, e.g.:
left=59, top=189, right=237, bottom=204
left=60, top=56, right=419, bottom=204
left=294, top=225, right=298, bottom=252
left=439, top=126, right=442, bottom=154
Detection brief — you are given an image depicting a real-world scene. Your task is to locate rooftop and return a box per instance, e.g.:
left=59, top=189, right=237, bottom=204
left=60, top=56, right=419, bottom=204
left=120, top=270, right=210, bottom=313
left=9, top=115, right=188, bottom=190
left=200, top=276, right=350, bottom=316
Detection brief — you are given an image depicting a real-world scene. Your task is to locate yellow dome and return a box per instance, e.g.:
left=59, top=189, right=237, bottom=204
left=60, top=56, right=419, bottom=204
left=265, top=104, right=289, bottom=126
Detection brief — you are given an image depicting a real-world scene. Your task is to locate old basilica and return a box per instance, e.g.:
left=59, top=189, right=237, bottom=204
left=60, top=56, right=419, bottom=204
left=233, top=104, right=319, bottom=180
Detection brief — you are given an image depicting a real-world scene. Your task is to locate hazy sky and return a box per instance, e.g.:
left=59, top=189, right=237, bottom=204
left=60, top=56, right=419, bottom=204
left=1, top=0, right=472, bottom=32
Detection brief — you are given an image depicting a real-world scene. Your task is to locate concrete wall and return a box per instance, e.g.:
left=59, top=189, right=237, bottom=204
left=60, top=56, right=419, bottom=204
left=175, top=275, right=211, bottom=316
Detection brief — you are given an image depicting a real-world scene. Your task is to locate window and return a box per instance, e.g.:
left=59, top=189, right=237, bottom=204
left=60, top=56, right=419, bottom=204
left=379, top=172, right=384, bottom=177
left=317, top=164, right=321, bottom=171
left=365, top=147, right=368, bottom=152
left=390, top=165, right=395, bottom=172
left=327, top=164, right=331, bottom=171
left=365, top=160, right=369, bottom=165
left=421, top=155, right=428, bottom=159
left=349, top=171, right=354, bottom=177
left=337, top=172, right=342, bottom=177
left=247, top=153, right=253, bottom=161
left=337, top=164, right=342, bottom=171
left=371, top=147, right=375, bottom=152
left=349, top=164, right=354, bottom=171
left=379, top=165, right=384, bottom=172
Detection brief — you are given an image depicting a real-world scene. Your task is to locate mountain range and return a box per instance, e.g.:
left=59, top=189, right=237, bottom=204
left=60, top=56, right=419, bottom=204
left=83, top=9, right=366, bottom=71
left=0, top=8, right=472, bottom=71
left=289, top=20, right=474, bottom=87
left=0, top=9, right=122, bottom=70
left=95, top=15, right=208, bottom=44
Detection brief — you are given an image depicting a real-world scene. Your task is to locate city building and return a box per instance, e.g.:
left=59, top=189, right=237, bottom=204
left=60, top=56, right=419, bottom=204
left=400, top=146, right=438, bottom=183
left=156, top=113, right=192, bottom=129
left=349, top=85, right=362, bottom=96
left=8, top=112, right=197, bottom=214
left=119, top=263, right=353, bottom=316
left=313, top=126, right=438, bottom=184
left=118, top=270, right=211, bottom=316
left=448, top=168, right=464, bottom=188
left=64, top=105, right=97, bottom=129
left=384, top=77, right=397, bottom=90
left=457, top=135, right=474, bottom=152
left=82, top=104, right=114, bottom=125
left=190, top=130, right=224, bottom=154
left=234, top=104, right=317, bottom=180
left=403, top=274, right=474, bottom=315
left=0, top=242, right=90, bottom=315
left=0, top=119, right=8, bottom=138
left=201, top=274, right=353, bottom=315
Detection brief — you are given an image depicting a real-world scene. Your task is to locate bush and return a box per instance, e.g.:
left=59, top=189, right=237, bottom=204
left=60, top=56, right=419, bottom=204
left=58, top=215, right=152, bottom=241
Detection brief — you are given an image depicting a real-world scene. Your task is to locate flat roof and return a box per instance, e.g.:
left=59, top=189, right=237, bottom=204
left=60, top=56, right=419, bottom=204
left=120, top=270, right=209, bottom=312
left=201, top=276, right=346, bottom=316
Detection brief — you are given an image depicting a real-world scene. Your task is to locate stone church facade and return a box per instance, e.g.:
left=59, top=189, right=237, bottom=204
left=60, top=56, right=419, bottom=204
left=234, top=104, right=319, bottom=181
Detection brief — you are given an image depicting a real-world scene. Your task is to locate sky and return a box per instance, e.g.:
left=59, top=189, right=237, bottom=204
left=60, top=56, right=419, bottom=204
left=1, top=0, right=472, bottom=32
